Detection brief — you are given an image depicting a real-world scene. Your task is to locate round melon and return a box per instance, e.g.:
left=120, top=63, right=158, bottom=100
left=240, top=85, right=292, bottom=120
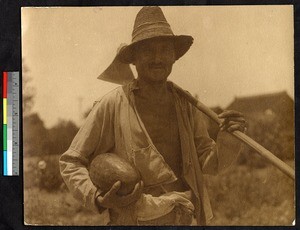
left=89, top=153, right=140, bottom=196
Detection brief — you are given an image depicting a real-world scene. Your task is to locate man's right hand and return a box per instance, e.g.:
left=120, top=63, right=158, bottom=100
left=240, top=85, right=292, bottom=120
left=96, top=180, right=144, bottom=211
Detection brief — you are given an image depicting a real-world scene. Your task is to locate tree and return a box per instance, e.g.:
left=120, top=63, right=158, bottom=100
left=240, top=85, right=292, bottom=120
left=22, top=60, right=36, bottom=116
left=47, top=119, right=79, bottom=155
left=23, top=113, right=50, bottom=156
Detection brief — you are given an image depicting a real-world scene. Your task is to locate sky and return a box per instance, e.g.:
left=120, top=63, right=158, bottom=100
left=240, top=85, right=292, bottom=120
left=21, top=6, right=294, bottom=128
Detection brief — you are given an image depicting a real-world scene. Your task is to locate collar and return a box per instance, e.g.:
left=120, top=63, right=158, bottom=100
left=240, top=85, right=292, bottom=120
left=128, top=78, right=174, bottom=92
left=128, top=79, right=140, bottom=92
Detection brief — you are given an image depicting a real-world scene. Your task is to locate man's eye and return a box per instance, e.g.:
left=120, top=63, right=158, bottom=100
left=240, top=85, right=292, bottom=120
left=144, top=49, right=152, bottom=54
left=162, top=46, right=173, bottom=52
left=141, top=49, right=153, bottom=56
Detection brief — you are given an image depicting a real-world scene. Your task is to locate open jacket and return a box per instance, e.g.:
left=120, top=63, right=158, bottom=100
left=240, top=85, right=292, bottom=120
left=59, top=80, right=241, bottom=225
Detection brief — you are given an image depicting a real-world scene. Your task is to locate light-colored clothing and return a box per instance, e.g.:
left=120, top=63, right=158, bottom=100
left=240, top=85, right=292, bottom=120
left=59, top=79, right=241, bottom=225
left=136, top=190, right=194, bottom=222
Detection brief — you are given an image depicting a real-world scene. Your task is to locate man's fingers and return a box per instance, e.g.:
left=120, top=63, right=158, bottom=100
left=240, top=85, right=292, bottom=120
left=226, top=117, right=245, bottom=123
left=114, top=182, right=143, bottom=207
left=140, top=181, right=144, bottom=190
left=227, top=120, right=243, bottom=127
left=100, top=181, right=144, bottom=209
left=130, top=181, right=143, bottom=196
left=220, top=119, right=245, bottom=127
left=227, top=124, right=244, bottom=132
left=124, top=181, right=143, bottom=203
left=220, top=121, right=246, bottom=132
left=218, top=109, right=246, bottom=132
left=218, top=110, right=243, bottom=118
left=108, top=181, right=121, bottom=196
left=96, top=195, right=104, bottom=204
left=219, top=117, right=245, bottom=127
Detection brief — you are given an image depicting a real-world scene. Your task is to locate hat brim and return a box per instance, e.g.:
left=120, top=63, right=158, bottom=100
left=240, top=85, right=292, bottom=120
left=118, top=35, right=194, bottom=64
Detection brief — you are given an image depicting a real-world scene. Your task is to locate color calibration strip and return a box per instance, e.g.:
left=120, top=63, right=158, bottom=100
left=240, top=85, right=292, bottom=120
left=3, top=72, right=19, bottom=176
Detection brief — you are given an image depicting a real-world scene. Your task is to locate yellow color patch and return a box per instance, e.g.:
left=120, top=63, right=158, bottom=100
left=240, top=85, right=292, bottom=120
left=3, top=98, right=7, bottom=124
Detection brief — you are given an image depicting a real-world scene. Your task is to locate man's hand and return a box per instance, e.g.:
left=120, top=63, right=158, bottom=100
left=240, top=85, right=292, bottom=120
left=218, top=110, right=247, bottom=133
left=96, top=180, right=144, bottom=211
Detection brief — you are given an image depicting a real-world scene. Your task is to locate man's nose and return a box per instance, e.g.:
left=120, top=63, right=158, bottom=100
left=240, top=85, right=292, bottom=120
left=153, top=50, right=163, bottom=63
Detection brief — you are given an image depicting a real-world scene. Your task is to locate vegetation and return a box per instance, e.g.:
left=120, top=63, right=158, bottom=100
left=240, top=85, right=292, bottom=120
left=23, top=85, right=294, bottom=225
left=206, top=161, right=294, bottom=225
left=24, top=156, right=294, bottom=225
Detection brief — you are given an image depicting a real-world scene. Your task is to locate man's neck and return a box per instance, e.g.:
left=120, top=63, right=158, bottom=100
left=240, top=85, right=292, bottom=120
left=136, top=78, right=170, bottom=101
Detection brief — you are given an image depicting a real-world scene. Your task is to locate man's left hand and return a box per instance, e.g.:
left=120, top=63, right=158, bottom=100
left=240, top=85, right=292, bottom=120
left=218, top=110, right=247, bottom=133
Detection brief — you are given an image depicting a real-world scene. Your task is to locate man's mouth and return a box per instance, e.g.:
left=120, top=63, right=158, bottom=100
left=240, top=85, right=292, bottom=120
left=149, top=64, right=165, bottom=70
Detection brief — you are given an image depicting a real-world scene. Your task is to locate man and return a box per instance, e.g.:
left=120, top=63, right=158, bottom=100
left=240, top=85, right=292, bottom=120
left=59, top=6, right=246, bottom=225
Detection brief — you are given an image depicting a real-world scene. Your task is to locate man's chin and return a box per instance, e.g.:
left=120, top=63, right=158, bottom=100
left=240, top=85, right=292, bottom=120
left=149, top=69, right=165, bottom=74
left=149, top=70, right=168, bottom=79
left=139, top=75, right=167, bottom=84
left=150, top=76, right=169, bottom=83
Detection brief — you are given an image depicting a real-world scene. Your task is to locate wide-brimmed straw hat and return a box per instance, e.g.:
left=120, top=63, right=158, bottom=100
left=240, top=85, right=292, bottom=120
left=118, top=6, right=194, bottom=64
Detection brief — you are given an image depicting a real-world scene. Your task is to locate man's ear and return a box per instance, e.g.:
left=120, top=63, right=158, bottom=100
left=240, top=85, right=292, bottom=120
left=131, top=54, right=137, bottom=66
left=131, top=49, right=136, bottom=65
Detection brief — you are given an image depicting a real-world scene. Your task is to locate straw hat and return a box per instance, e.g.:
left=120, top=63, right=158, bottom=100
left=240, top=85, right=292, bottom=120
left=118, top=6, right=194, bottom=64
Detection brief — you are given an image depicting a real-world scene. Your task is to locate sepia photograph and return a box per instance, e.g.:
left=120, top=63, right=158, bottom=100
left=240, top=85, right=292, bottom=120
left=22, top=5, right=294, bottom=226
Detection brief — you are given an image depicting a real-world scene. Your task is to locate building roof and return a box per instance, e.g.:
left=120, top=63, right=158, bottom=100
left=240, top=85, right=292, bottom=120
left=226, top=91, right=293, bottom=115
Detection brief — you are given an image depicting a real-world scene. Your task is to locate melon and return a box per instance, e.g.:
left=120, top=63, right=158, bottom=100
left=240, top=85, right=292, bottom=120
left=89, top=153, right=140, bottom=196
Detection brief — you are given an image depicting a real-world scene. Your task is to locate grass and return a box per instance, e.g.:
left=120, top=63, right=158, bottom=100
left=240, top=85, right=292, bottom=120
left=24, top=156, right=294, bottom=226
left=24, top=188, right=108, bottom=226
left=205, top=160, right=294, bottom=226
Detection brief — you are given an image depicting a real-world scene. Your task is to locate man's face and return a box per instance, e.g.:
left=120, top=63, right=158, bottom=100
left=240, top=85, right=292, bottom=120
left=132, top=37, right=176, bottom=83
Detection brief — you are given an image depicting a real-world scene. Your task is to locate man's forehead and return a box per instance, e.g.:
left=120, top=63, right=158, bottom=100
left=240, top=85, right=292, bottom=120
left=136, top=37, right=175, bottom=49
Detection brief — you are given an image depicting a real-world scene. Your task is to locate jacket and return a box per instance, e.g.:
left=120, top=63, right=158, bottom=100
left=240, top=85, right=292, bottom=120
left=59, top=79, right=241, bottom=225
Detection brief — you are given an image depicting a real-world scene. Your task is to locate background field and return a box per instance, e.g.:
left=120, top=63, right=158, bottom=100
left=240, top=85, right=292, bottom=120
left=21, top=5, right=294, bottom=226
left=23, top=73, right=294, bottom=226
left=24, top=150, right=294, bottom=226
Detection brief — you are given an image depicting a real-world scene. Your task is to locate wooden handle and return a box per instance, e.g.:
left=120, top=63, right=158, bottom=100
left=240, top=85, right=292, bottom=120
left=172, top=82, right=295, bottom=180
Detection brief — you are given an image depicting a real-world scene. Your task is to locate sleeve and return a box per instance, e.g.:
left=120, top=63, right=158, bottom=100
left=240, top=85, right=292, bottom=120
left=59, top=94, right=115, bottom=213
left=215, top=129, right=243, bottom=173
left=192, top=107, right=219, bottom=175
left=193, top=107, right=242, bottom=175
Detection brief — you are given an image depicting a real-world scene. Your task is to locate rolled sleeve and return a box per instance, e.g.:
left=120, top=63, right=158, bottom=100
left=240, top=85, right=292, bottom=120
left=192, top=107, right=219, bottom=175
left=215, top=131, right=242, bottom=173
left=59, top=92, right=116, bottom=212
left=192, top=107, right=242, bottom=175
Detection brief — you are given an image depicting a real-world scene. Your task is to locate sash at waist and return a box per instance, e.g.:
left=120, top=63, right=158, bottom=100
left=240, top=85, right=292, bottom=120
left=143, top=177, right=190, bottom=197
